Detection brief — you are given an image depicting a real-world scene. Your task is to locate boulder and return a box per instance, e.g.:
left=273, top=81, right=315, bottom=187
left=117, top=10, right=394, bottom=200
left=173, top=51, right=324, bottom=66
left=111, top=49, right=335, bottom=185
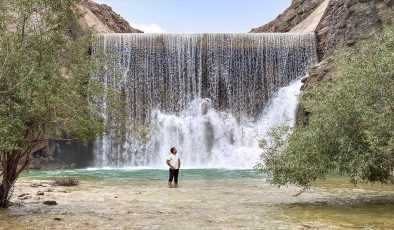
left=19, top=195, right=32, bottom=200
left=43, top=200, right=58, bottom=205
left=30, top=181, right=42, bottom=187
left=18, top=193, right=30, bottom=198
left=37, top=191, right=45, bottom=196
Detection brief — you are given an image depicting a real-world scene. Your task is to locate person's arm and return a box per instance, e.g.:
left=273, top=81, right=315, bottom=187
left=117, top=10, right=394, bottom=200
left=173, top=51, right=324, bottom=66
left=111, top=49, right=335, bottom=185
left=166, top=159, right=175, bottom=170
left=178, top=158, right=181, bottom=169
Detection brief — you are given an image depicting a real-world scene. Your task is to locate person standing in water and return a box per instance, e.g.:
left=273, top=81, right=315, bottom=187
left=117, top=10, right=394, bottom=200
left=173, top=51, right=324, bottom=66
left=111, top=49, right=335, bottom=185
left=166, top=147, right=181, bottom=187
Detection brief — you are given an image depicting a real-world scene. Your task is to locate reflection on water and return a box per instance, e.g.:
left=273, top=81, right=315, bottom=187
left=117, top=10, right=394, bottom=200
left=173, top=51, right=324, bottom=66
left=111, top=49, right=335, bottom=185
left=0, top=170, right=393, bottom=229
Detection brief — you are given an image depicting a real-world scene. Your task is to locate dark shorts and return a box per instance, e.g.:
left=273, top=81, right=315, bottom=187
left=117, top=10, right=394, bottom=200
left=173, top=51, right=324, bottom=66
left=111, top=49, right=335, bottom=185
left=168, top=169, right=179, bottom=183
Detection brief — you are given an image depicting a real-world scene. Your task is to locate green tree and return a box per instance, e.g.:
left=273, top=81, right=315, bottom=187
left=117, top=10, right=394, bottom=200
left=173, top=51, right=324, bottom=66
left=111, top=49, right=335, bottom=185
left=258, top=26, right=394, bottom=189
left=0, top=0, right=106, bottom=208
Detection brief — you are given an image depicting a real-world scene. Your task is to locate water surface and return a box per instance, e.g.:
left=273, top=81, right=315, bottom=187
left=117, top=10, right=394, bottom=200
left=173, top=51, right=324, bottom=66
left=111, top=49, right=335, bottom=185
left=1, top=169, right=393, bottom=229
left=22, top=168, right=264, bottom=181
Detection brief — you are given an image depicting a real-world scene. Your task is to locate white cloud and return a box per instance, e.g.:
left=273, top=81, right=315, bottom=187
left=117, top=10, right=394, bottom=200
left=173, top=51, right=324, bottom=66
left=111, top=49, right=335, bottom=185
left=130, top=23, right=167, bottom=33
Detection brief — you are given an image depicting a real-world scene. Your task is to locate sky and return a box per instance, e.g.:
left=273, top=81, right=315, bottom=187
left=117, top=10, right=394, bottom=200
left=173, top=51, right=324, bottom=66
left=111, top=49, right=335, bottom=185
left=94, top=0, right=292, bottom=33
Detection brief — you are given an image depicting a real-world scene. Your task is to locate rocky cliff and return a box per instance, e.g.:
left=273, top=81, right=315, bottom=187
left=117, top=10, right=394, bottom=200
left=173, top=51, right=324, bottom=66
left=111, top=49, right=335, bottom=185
left=84, top=1, right=143, bottom=33
left=71, top=0, right=143, bottom=38
left=251, top=0, right=326, bottom=33
left=252, top=0, right=393, bottom=124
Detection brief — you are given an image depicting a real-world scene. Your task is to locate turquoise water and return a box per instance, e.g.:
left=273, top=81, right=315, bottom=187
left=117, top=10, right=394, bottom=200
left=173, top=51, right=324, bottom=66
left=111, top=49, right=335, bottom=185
left=21, top=169, right=265, bottom=181
left=10, top=169, right=394, bottom=229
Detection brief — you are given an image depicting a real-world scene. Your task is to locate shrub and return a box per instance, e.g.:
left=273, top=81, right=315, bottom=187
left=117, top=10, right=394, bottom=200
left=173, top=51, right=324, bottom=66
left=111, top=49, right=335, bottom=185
left=52, top=177, right=80, bottom=187
left=258, top=26, right=394, bottom=189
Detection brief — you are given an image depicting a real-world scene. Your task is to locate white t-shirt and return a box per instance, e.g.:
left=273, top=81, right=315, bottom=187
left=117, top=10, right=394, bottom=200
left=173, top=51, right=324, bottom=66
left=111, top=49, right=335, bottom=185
left=166, top=154, right=180, bottom=169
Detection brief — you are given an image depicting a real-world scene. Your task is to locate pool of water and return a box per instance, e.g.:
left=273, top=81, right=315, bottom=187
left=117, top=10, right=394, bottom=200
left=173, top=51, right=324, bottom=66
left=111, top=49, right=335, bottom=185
left=2, top=169, right=394, bottom=229
left=22, top=168, right=265, bottom=181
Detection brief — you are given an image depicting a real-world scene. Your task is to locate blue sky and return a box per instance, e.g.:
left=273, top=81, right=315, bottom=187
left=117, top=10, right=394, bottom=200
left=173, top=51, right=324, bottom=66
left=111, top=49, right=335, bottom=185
left=95, top=0, right=291, bottom=33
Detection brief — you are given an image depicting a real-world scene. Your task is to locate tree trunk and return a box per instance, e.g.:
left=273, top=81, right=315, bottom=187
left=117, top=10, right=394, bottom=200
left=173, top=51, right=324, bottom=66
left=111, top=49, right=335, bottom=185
left=0, top=150, right=30, bottom=208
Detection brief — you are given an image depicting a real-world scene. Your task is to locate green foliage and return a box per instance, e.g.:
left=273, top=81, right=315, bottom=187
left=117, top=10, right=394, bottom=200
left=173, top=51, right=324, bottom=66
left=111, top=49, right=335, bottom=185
left=0, top=0, right=105, bottom=151
left=258, top=26, right=394, bottom=188
left=0, top=0, right=127, bottom=208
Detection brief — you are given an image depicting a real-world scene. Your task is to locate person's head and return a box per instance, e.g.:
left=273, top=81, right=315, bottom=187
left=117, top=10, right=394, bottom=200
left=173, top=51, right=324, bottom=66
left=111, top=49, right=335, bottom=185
left=170, top=147, right=177, bottom=155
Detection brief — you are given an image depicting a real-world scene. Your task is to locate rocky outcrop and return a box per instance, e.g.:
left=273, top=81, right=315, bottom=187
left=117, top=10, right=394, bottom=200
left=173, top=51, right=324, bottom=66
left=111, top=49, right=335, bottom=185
left=254, top=0, right=393, bottom=83
left=315, top=0, right=393, bottom=61
left=84, top=1, right=143, bottom=33
left=253, top=0, right=393, bottom=63
left=290, top=0, right=330, bottom=32
left=250, top=0, right=325, bottom=33
left=309, top=0, right=392, bottom=89
left=252, top=0, right=393, bottom=124
left=71, top=0, right=142, bottom=38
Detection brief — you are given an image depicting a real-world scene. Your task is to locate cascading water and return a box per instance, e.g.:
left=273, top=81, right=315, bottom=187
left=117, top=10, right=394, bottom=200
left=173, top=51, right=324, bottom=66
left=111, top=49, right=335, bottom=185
left=92, top=33, right=317, bottom=169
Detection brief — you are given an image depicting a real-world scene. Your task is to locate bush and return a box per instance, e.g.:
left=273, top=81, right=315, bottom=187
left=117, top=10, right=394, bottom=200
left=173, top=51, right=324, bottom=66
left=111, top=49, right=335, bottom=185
left=52, top=178, right=80, bottom=187
left=258, top=26, right=394, bottom=189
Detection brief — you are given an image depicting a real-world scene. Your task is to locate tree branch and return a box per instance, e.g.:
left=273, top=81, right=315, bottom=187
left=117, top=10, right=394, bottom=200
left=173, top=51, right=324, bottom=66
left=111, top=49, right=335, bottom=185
left=0, top=65, right=35, bottom=94
left=0, top=49, right=10, bottom=80
left=30, top=138, right=76, bottom=143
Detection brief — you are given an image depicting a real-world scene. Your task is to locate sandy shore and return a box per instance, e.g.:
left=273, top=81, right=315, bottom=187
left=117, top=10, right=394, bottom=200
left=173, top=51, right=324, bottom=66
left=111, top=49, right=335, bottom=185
left=1, top=178, right=394, bottom=229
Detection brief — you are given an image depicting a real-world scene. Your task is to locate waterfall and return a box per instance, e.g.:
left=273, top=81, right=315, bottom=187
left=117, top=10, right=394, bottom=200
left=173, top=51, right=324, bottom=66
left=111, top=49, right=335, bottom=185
left=92, top=33, right=317, bottom=169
